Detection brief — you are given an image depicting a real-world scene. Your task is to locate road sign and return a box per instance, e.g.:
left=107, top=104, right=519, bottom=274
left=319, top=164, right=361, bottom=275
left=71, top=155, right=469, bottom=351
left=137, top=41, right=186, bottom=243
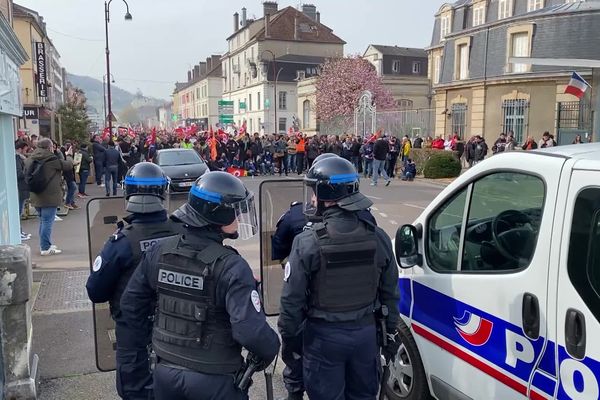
left=219, top=100, right=234, bottom=124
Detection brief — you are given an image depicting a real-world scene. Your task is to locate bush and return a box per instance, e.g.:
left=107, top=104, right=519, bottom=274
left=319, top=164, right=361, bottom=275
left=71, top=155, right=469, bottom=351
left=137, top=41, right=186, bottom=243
left=409, top=148, right=461, bottom=176
left=423, top=151, right=462, bottom=179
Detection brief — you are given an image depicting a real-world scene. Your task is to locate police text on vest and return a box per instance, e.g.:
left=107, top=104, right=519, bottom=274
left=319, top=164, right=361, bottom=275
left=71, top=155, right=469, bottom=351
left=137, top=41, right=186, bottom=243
left=158, top=269, right=204, bottom=290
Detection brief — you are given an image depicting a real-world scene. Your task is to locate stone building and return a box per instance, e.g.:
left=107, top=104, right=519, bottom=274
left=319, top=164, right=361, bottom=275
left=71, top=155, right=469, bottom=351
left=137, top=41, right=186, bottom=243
left=429, top=0, right=599, bottom=144
left=222, top=2, right=344, bottom=134
left=363, top=45, right=431, bottom=110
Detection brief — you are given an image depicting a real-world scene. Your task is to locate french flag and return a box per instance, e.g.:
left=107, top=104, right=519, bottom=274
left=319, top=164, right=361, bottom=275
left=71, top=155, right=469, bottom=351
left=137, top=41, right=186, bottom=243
left=565, top=72, right=590, bottom=99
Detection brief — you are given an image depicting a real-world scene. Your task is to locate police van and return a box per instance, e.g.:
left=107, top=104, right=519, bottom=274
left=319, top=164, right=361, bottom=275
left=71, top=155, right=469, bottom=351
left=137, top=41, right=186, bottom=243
left=390, top=144, right=600, bottom=400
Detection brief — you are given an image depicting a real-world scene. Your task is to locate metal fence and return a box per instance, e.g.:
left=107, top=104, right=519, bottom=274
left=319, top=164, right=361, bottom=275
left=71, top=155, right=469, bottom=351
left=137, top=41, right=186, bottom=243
left=320, top=108, right=435, bottom=138
left=556, top=101, right=592, bottom=145
left=501, top=99, right=530, bottom=144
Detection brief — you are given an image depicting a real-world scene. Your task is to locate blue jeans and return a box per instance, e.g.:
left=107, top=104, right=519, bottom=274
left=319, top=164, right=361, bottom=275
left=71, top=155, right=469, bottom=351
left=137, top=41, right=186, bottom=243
left=36, top=207, right=57, bottom=251
left=79, top=170, right=89, bottom=194
left=94, top=160, right=104, bottom=184
left=371, top=159, right=389, bottom=184
left=363, top=159, right=373, bottom=177
left=65, top=181, right=77, bottom=205
left=105, top=166, right=118, bottom=195
left=286, top=154, right=296, bottom=174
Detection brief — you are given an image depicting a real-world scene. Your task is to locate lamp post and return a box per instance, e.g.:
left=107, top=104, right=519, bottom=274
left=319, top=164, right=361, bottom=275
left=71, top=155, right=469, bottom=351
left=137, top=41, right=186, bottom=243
left=261, top=50, right=283, bottom=134
left=104, top=0, right=132, bottom=133
left=102, top=74, right=115, bottom=129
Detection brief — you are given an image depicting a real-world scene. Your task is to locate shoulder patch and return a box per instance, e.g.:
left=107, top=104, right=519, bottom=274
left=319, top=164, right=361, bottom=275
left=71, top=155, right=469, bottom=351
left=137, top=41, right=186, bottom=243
left=92, top=256, right=103, bottom=272
left=251, top=290, right=261, bottom=313
left=284, top=262, right=291, bottom=282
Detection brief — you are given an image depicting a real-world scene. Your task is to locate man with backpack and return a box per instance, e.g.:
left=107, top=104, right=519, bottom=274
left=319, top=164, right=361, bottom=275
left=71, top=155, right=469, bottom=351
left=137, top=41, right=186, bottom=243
left=24, top=138, right=73, bottom=256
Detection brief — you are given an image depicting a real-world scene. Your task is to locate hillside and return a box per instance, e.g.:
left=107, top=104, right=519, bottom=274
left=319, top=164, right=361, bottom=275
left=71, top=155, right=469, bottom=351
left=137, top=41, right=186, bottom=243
left=66, top=73, right=166, bottom=121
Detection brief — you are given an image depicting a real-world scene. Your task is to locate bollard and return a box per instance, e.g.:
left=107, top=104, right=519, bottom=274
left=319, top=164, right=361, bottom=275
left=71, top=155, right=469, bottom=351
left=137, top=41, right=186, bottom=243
left=0, top=245, right=38, bottom=400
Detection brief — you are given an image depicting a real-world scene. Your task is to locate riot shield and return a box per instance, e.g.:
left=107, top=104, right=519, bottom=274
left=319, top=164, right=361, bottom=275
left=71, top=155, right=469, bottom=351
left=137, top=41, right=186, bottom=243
left=86, top=196, right=128, bottom=372
left=259, top=179, right=304, bottom=316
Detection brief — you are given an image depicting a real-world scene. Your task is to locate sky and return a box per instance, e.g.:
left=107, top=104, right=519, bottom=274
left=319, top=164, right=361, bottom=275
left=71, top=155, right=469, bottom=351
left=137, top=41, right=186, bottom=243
left=16, top=0, right=440, bottom=100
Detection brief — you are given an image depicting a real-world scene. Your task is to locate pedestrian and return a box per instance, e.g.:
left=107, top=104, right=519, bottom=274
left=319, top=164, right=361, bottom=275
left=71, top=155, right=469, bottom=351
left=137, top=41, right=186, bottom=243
left=24, top=138, right=73, bottom=255
left=120, top=171, right=280, bottom=400
left=492, top=133, right=507, bottom=154
left=295, top=136, right=305, bottom=174
left=77, top=143, right=93, bottom=198
left=286, top=137, right=297, bottom=174
left=86, top=162, right=180, bottom=400
left=92, top=135, right=107, bottom=186
left=386, top=136, right=400, bottom=178
left=15, top=140, right=31, bottom=241
left=522, top=136, right=538, bottom=150
left=278, top=157, right=400, bottom=400
left=306, top=137, right=319, bottom=169
left=62, top=143, right=79, bottom=210
left=472, top=135, right=488, bottom=165
left=104, top=141, right=120, bottom=197
left=413, top=135, right=423, bottom=149
left=539, top=132, right=555, bottom=148
left=371, top=136, right=391, bottom=186
left=401, top=158, right=417, bottom=181
left=573, top=134, right=584, bottom=144
left=360, top=140, right=374, bottom=178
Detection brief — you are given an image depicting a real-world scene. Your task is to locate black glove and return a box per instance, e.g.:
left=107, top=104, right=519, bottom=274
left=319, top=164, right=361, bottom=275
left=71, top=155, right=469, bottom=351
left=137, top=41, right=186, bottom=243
left=382, top=331, right=401, bottom=363
left=281, top=335, right=303, bottom=363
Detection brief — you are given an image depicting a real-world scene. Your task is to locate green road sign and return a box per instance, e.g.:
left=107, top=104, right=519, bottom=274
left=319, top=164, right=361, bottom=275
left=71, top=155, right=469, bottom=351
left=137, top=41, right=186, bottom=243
left=218, top=100, right=234, bottom=106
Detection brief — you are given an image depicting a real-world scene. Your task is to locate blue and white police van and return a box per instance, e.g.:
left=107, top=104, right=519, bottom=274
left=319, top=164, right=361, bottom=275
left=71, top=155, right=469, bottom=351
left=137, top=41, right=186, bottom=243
left=390, top=144, right=600, bottom=400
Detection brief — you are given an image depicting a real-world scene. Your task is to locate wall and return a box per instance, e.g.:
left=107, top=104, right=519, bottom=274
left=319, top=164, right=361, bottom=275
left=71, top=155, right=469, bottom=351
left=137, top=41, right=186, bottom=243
left=0, top=0, right=10, bottom=22
left=382, top=76, right=431, bottom=109
left=297, top=77, right=317, bottom=134
left=441, top=87, right=473, bottom=137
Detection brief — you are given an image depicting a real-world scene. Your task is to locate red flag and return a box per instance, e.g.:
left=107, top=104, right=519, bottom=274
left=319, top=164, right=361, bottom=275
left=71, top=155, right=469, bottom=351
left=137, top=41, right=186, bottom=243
left=366, top=129, right=383, bottom=144
left=227, top=166, right=247, bottom=177
left=102, top=127, right=111, bottom=141
left=146, top=128, right=157, bottom=145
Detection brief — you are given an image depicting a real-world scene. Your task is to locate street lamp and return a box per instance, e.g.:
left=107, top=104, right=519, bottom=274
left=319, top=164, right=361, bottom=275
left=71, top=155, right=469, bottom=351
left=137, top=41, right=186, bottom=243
left=104, top=0, right=132, bottom=133
left=261, top=50, right=283, bottom=134
left=102, top=74, right=115, bottom=129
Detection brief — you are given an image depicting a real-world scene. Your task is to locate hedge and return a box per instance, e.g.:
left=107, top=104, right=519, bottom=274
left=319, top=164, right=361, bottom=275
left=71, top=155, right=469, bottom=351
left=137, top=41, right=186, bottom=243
left=408, top=148, right=461, bottom=176
left=423, top=151, right=462, bottom=179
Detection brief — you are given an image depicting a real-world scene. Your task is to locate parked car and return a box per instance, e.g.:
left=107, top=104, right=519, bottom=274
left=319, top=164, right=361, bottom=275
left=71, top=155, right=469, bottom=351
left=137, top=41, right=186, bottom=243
left=155, top=149, right=208, bottom=192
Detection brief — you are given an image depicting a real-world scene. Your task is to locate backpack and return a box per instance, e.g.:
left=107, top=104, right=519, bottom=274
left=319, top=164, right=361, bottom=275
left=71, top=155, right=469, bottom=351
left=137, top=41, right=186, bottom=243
left=25, top=156, right=56, bottom=194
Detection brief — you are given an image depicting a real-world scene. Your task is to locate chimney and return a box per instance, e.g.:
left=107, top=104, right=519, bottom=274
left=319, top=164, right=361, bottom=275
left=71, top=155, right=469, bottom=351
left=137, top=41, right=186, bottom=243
left=294, top=16, right=299, bottom=40
left=263, top=1, right=278, bottom=17
left=187, top=70, right=192, bottom=82
left=233, top=12, right=239, bottom=32
left=316, top=11, right=320, bottom=23
left=265, top=13, right=270, bottom=38
left=206, top=57, right=212, bottom=72
left=301, top=4, right=317, bottom=21
left=199, top=62, right=207, bottom=76
left=241, top=7, right=247, bottom=27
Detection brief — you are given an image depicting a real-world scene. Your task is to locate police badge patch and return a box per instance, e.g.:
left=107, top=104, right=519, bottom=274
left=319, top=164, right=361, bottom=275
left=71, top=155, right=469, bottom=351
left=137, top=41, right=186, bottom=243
left=251, top=290, right=261, bottom=313
left=92, top=256, right=103, bottom=272
left=284, top=262, right=291, bottom=282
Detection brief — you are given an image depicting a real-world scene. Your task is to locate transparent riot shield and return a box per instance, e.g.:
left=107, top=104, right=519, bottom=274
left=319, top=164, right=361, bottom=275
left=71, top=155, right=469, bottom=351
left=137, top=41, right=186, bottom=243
left=86, top=196, right=128, bottom=372
left=259, top=179, right=304, bottom=316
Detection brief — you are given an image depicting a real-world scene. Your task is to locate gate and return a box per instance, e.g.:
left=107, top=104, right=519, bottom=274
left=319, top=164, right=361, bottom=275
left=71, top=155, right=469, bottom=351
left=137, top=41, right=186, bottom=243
left=354, top=91, right=377, bottom=138
left=556, top=101, right=592, bottom=145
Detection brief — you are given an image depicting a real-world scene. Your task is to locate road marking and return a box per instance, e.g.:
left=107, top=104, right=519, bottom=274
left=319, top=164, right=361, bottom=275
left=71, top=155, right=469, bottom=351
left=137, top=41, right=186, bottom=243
left=390, top=220, right=398, bottom=225
left=379, top=213, right=388, bottom=218
left=366, top=195, right=382, bottom=200
left=403, top=203, right=426, bottom=210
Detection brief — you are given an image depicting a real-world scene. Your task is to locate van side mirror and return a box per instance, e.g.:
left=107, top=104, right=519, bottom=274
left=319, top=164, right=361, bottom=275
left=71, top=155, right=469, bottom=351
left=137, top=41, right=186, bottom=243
left=395, top=224, right=422, bottom=268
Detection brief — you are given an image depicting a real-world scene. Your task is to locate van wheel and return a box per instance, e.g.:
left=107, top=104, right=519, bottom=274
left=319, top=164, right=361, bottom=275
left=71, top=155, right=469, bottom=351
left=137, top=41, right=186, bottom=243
left=384, top=321, right=431, bottom=400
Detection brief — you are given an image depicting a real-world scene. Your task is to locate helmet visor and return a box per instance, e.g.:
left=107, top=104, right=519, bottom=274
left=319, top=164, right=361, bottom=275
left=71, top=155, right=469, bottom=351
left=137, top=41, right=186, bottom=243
left=232, top=191, right=258, bottom=240
left=303, top=178, right=318, bottom=217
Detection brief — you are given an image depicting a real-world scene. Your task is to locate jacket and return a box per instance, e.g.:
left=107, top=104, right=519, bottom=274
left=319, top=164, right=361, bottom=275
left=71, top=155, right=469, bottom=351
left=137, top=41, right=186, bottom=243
left=16, top=154, right=29, bottom=201
left=25, top=147, right=73, bottom=208
left=92, top=142, right=106, bottom=162
left=79, top=149, right=93, bottom=171
left=373, top=139, right=389, bottom=161
left=104, top=147, right=121, bottom=168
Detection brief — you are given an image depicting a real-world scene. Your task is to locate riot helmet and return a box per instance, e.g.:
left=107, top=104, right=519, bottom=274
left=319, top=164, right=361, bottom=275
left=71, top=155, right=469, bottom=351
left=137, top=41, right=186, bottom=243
left=124, top=162, right=170, bottom=214
left=312, top=152, right=338, bottom=166
left=303, top=156, right=373, bottom=216
left=172, top=171, right=258, bottom=240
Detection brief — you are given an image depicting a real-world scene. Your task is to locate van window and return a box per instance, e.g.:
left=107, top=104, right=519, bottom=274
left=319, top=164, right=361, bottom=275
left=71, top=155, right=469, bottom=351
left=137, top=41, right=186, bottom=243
left=568, top=188, right=600, bottom=323
left=426, top=172, right=544, bottom=273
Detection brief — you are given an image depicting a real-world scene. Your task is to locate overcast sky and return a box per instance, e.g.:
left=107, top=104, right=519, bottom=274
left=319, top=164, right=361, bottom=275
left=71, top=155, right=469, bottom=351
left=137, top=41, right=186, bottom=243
left=16, top=0, right=440, bottom=99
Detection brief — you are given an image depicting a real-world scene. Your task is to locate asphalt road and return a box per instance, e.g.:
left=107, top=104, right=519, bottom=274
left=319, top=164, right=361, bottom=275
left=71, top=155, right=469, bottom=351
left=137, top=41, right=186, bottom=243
left=25, top=175, right=444, bottom=400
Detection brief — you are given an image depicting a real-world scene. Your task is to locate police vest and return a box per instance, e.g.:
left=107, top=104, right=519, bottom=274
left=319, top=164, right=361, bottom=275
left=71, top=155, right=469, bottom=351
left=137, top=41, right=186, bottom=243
left=152, top=239, right=242, bottom=375
left=109, top=220, right=179, bottom=318
left=308, top=219, right=379, bottom=314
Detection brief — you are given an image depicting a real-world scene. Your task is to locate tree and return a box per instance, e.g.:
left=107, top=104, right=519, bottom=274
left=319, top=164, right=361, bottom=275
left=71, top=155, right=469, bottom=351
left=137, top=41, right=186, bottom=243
left=58, top=86, right=91, bottom=143
left=316, top=56, right=396, bottom=125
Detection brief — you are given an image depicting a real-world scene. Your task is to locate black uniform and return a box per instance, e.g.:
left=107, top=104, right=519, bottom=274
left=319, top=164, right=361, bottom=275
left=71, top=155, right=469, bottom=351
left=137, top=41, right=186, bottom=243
left=86, top=210, right=179, bottom=400
left=121, top=230, right=280, bottom=400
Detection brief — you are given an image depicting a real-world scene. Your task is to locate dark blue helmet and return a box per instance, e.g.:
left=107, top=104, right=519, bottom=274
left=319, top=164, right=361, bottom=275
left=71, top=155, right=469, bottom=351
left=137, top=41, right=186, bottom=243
left=124, top=162, right=169, bottom=213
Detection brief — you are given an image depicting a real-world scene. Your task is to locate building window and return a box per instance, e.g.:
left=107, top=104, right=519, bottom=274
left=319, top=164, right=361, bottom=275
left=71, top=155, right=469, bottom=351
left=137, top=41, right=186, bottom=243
left=434, top=55, right=442, bottom=84
left=473, top=5, right=485, bottom=26
left=303, top=100, right=311, bottom=129
left=457, top=44, right=469, bottom=80
left=451, top=103, right=467, bottom=139
left=527, top=0, right=544, bottom=11
left=412, top=62, right=421, bottom=74
left=249, top=118, right=253, bottom=133
left=398, top=99, right=414, bottom=109
left=257, top=92, right=261, bottom=110
left=393, top=60, right=401, bottom=73
left=278, top=117, right=287, bottom=133
left=502, top=99, right=529, bottom=144
left=510, top=32, right=530, bottom=73
left=498, top=0, right=512, bottom=19
left=249, top=94, right=252, bottom=111
left=279, top=91, right=287, bottom=110
left=440, top=14, right=451, bottom=40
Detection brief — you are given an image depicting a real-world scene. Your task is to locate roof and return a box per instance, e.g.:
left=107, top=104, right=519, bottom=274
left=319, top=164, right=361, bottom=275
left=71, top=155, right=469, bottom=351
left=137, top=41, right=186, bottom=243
left=174, top=61, right=222, bottom=93
left=274, top=54, right=327, bottom=64
left=368, top=45, right=427, bottom=58
left=228, top=6, right=345, bottom=45
left=531, top=142, right=600, bottom=161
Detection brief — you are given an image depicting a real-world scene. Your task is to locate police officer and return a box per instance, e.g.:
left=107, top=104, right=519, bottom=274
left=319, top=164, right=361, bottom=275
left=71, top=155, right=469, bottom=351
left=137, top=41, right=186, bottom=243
left=120, top=171, right=280, bottom=400
left=278, top=156, right=400, bottom=400
left=271, top=154, right=378, bottom=400
left=86, top=162, right=180, bottom=400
